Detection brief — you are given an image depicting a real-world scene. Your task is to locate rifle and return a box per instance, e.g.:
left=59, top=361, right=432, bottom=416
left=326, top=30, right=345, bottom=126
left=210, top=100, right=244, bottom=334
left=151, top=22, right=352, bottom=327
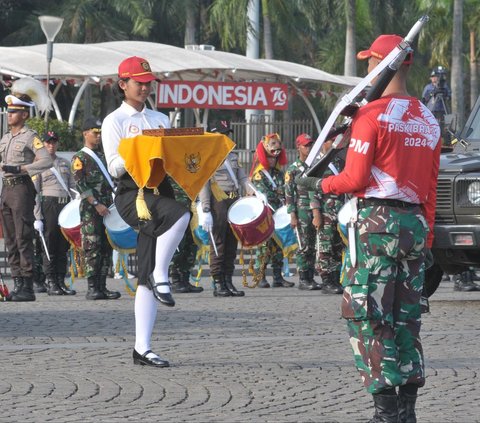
left=305, top=15, right=430, bottom=178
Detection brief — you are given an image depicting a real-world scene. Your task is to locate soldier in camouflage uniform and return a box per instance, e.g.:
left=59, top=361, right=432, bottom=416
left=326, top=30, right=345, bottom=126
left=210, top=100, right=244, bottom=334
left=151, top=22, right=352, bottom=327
left=250, top=133, right=294, bottom=288
left=296, top=35, right=442, bottom=423
left=72, top=117, right=120, bottom=301
left=311, top=140, right=344, bottom=294
left=169, top=177, right=203, bottom=293
left=284, top=134, right=320, bottom=290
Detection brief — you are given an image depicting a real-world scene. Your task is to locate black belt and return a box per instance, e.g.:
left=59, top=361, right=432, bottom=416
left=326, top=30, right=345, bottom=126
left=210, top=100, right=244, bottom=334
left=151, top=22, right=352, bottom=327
left=41, top=196, right=70, bottom=205
left=357, top=197, right=418, bottom=209
left=2, top=175, right=30, bottom=187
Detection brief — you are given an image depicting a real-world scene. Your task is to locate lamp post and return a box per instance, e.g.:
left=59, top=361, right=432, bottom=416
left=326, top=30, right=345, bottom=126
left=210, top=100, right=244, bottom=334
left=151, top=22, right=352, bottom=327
left=38, top=15, right=64, bottom=130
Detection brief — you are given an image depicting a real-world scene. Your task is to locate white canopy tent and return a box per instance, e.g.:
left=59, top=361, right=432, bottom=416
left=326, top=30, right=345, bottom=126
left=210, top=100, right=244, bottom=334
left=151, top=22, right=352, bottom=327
left=0, top=41, right=361, bottom=131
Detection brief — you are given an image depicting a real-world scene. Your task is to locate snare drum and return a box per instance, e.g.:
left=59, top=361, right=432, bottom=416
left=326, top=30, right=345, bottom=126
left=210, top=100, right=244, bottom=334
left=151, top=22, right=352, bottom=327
left=58, top=199, right=82, bottom=249
left=272, top=206, right=298, bottom=256
left=227, top=197, right=274, bottom=247
left=104, top=205, right=137, bottom=251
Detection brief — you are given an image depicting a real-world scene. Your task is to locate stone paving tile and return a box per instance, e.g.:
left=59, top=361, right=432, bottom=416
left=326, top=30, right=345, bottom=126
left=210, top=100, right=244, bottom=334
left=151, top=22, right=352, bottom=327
left=0, top=277, right=479, bottom=422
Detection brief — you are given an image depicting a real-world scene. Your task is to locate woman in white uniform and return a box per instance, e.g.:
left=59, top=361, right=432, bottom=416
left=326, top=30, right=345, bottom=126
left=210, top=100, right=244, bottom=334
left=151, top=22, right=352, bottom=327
left=102, top=56, right=190, bottom=368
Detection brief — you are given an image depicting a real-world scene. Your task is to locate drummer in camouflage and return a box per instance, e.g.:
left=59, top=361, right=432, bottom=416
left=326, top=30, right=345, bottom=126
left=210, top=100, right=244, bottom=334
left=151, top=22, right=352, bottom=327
left=72, top=117, right=120, bottom=300
left=285, top=134, right=321, bottom=290
left=169, top=177, right=203, bottom=294
left=250, top=133, right=294, bottom=288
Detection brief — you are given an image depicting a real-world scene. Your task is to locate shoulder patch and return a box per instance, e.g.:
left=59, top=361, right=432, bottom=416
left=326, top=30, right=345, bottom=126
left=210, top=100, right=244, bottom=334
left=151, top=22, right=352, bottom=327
left=73, top=157, right=83, bottom=171
left=285, top=172, right=291, bottom=183
left=253, top=172, right=262, bottom=181
left=33, top=137, right=44, bottom=150
left=31, top=174, right=38, bottom=181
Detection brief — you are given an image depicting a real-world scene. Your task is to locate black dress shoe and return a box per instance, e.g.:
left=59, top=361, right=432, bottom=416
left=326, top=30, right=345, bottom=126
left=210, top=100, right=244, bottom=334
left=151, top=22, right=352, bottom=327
left=133, top=349, right=170, bottom=367
left=147, top=276, right=175, bottom=307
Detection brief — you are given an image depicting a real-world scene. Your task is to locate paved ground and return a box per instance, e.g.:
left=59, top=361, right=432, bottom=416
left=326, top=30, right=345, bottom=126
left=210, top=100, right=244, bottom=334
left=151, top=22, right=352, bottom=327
left=0, top=275, right=479, bottom=423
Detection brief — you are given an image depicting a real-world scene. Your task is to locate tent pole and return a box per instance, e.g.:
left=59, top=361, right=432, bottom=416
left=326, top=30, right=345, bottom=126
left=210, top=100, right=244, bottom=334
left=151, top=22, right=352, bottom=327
left=290, top=81, right=322, bottom=134
left=68, top=79, right=90, bottom=127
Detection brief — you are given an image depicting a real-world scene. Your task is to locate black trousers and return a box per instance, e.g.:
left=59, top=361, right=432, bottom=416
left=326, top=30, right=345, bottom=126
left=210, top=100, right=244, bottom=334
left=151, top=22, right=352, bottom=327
left=115, top=175, right=189, bottom=286
left=0, top=180, right=36, bottom=278
left=210, top=196, right=238, bottom=277
left=41, top=198, right=70, bottom=276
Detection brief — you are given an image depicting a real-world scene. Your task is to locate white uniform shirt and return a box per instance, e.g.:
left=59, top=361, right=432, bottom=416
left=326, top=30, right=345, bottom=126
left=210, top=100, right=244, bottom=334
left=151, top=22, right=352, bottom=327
left=102, top=101, right=170, bottom=178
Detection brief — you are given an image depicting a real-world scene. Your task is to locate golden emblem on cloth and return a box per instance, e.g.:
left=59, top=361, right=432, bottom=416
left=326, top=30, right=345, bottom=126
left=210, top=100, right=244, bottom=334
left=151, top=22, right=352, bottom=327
left=73, top=157, right=83, bottom=170
left=185, top=153, right=201, bottom=173
left=257, top=217, right=272, bottom=234
left=33, top=137, right=44, bottom=150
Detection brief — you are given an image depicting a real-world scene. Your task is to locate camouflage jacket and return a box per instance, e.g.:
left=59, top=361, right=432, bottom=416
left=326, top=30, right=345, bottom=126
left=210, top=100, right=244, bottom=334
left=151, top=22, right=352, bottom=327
left=250, top=163, right=285, bottom=210
left=71, top=147, right=113, bottom=205
left=285, top=158, right=311, bottom=214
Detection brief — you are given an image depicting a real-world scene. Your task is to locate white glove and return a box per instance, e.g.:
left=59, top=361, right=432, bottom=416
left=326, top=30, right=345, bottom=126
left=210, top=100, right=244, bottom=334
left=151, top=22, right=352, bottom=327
left=34, top=220, right=44, bottom=232
left=254, top=190, right=268, bottom=205
left=200, top=211, right=213, bottom=232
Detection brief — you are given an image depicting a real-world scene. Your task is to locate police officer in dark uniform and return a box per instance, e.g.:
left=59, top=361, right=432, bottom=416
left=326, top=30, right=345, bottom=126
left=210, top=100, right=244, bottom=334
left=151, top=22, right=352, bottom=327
left=72, top=117, right=120, bottom=300
left=0, top=78, right=53, bottom=302
left=33, top=131, right=77, bottom=296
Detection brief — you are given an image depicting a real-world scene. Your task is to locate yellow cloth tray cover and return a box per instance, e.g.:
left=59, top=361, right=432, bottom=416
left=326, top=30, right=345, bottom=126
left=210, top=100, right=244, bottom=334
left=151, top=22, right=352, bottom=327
left=118, top=132, right=235, bottom=201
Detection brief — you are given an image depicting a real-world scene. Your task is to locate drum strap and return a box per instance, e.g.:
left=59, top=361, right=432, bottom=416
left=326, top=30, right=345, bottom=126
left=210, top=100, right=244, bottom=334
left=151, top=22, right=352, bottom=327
left=223, top=158, right=239, bottom=190
left=81, top=147, right=115, bottom=191
left=261, top=169, right=277, bottom=189
left=49, top=166, right=73, bottom=199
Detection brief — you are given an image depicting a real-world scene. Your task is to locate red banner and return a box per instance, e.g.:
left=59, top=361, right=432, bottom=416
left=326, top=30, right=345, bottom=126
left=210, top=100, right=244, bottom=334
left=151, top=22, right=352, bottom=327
left=157, top=81, right=288, bottom=110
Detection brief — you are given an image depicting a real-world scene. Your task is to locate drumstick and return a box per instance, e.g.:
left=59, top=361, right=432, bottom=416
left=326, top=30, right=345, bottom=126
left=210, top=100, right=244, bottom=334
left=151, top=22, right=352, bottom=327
left=39, top=231, right=51, bottom=261
left=209, top=230, right=219, bottom=256
left=247, top=182, right=275, bottom=211
left=294, top=227, right=303, bottom=250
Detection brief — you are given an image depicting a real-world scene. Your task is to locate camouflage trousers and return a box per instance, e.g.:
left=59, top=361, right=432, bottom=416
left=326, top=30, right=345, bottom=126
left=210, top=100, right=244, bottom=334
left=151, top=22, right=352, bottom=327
left=255, top=238, right=283, bottom=271
left=295, top=207, right=316, bottom=272
left=341, top=204, right=428, bottom=394
left=80, top=202, right=112, bottom=278
left=316, top=197, right=343, bottom=277
left=170, top=224, right=198, bottom=274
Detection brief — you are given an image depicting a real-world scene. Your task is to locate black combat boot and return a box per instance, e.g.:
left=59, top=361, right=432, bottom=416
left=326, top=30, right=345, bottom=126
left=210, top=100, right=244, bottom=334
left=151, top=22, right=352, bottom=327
left=369, top=391, right=399, bottom=423
left=212, top=275, right=231, bottom=297
left=98, top=274, right=121, bottom=299
left=33, top=272, right=48, bottom=293
left=171, top=268, right=190, bottom=293
left=56, top=274, right=76, bottom=295
left=11, top=276, right=23, bottom=294
left=85, top=276, right=106, bottom=300
left=308, top=268, right=322, bottom=289
left=9, top=277, right=36, bottom=302
left=321, top=272, right=343, bottom=294
left=47, top=274, right=63, bottom=296
left=272, top=268, right=295, bottom=287
left=183, top=271, right=204, bottom=293
left=257, top=275, right=270, bottom=288
left=453, top=272, right=478, bottom=292
left=398, top=388, right=417, bottom=423
left=224, top=274, right=245, bottom=296
left=298, top=270, right=316, bottom=290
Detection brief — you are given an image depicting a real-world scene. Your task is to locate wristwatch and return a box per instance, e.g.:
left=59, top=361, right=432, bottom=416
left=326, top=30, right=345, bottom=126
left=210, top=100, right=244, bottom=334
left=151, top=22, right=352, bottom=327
left=92, top=199, right=99, bottom=206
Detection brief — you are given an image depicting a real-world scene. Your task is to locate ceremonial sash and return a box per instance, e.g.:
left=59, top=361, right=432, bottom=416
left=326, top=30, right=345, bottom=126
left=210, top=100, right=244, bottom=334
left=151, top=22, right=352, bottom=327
left=49, top=166, right=73, bottom=199
left=81, top=147, right=115, bottom=190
